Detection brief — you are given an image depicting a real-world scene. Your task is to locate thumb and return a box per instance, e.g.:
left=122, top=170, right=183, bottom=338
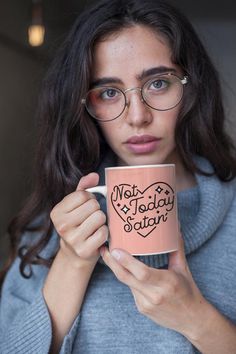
left=76, top=172, right=99, bottom=191
left=168, top=231, right=188, bottom=272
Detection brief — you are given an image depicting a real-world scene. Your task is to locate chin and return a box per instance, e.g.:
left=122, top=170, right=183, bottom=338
left=120, top=154, right=171, bottom=166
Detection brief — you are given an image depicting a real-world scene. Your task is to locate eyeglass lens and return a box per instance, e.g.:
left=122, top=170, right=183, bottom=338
left=85, top=74, right=185, bottom=121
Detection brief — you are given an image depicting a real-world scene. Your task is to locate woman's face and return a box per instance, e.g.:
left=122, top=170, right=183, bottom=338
left=92, top=25, right=183, bottom=166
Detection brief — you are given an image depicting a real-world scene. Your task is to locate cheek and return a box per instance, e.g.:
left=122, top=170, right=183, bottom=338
left=98, top=124, right=119, bottom=147
left=162, top=110, right=179, bottom=135
left=99, top=120, right=123, bottom=141
left=153, top=113, right=178, bottom=138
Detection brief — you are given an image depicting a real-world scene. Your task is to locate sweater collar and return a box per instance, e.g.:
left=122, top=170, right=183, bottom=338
left=179, top=156, right=236, bottom=256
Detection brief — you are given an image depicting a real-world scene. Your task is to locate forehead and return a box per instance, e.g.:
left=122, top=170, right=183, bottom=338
left=92, top=25, right=177, bottom=81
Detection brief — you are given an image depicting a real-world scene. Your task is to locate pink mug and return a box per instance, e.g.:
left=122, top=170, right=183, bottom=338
left=87, top=164, right=178, bottom=255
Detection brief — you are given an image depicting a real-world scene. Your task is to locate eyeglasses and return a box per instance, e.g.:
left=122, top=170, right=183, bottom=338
left=81, top=73, right=188, bottom=122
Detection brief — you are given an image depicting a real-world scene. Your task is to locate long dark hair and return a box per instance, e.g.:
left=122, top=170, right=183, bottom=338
left=1, top=0, right=236, bottom=285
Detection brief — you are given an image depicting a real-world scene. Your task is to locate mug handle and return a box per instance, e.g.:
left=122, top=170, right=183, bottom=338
left=86, top=186, right=107, bottom=197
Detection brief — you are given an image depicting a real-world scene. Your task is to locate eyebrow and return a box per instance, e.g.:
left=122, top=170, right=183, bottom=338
left=138, top=66, right=177, bottom=80
left=91, top=66, right=177, bottom=87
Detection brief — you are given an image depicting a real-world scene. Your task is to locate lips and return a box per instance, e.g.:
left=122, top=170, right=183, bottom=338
left=126, top=135, right=160, bottom=144
left=125, top=135, right=161, bottom=154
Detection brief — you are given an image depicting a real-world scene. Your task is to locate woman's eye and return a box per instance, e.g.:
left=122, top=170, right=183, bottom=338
left=100, top=88, right=119, bottom=100
left=150, top=79, right=168, bottom=90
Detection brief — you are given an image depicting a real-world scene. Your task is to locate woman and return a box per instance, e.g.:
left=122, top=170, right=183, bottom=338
left=1, top=0, right=236, bottom=353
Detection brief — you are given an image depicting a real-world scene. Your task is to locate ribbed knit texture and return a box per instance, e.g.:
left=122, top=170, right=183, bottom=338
left=0, top=269, right=52, bottom=353
left=1, top=155, right=235, bottom=353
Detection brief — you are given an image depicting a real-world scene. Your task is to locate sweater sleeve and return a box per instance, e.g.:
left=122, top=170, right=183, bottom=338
left=0, top=235, right=81, bottom=354
left=59, top=316, right=81, bottom=354
left=0, top=256, right=52, bottom=353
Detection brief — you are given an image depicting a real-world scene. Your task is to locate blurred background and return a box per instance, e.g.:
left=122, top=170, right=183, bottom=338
left=0, top=0, right=235, bottom=269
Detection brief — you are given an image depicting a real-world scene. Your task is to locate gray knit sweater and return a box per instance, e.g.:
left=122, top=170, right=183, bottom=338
left=1, top=156, right=236, bottom=354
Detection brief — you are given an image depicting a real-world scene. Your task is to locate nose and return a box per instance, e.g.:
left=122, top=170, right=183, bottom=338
left=124, top=88, right=153, bottom=127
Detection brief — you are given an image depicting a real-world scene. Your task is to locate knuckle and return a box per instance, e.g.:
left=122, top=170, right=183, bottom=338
left=150, top=293, right=164, bottom=306
left=60, top=236, right=74, bottom=251
left=171, top=279, right=179, bottom=293
left=50, top=207, right=57, bottom=222
left=75, top=247, right=83, bottom=258
left=167, top=272, right=179, bottom=293
left=75, top=244, right=86, bottom=258
left=101, top=224, right=108, bottom=232
left=97, top=226, right=108, bottom=242
left=76, top=247, right=88, bottom=259
left=76, top=190, right=90, bottom=204
left=95, top=210, right=106, bottom=224
left=138, top=301, right=152, bottom=315
left=137, top=267, right=151, bottom=282
left=89, top=198, right=100, bottom=211
left=57, top=221, right=69, bottom=236
left=55, top=217, right=75, bottom=238
left=117, top=270, right=128, bottom=283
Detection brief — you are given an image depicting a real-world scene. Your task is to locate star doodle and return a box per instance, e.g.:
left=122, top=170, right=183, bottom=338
left=156, top=186, right=163, bottom=194
left=165, top=190, right=170, bottom=195
left=121, top=205, right=130, bottom=214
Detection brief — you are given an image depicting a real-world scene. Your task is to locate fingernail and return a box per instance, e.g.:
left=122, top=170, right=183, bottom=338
left=111, top=249, right=121, bottom=260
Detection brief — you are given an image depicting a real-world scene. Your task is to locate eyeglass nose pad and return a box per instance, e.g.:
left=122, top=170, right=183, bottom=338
left=126, top=97, right=144, bottom=108
left=125, top=87, right=144, bottom=108
left=125, top=97, right=145, bottom=108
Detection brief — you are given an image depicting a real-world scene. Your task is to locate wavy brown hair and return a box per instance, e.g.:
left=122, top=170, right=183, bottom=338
left=1, top=0, right=236, bottom=286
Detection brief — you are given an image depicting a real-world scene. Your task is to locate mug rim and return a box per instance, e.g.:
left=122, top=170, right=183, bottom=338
left=105, top=164, right=175, bottom=171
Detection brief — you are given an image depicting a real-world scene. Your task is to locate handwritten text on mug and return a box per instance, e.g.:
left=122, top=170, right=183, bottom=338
left=111, top=182, right=175, bottom=238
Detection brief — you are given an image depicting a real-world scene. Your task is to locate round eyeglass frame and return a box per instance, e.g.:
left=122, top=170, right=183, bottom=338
left=81, top=73, right=188, bottom=122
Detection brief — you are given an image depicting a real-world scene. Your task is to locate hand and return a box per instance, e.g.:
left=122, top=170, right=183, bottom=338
left=100, top=232, right=208, bottom=339
left=50, top=172, right=108, bottom=268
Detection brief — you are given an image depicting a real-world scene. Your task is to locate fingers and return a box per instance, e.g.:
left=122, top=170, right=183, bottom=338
left=100, top=247, right=142, bottom=290
left=58, top=212, right=107, bottom=263
left=104, top=248, right=167, bottom=283
left=109, top=249, right=152, bottom=282
left=76, top=172, right=99, bottom=191
left=51, top=172, right=100, bottom=229
left=63, top=198, right=101, bottom=227
left=168, top=232, right=190, bottom=274
left=50, top=172, right=106, bottom=263
left=50, top=193, right=97, bottom=230
left=131, top=287, right=154, bottom=311
left=70, top=209, right=106, bottom=242
left=101, top=247, right=171, bottom=294
left=53, top=172, right=99, bottom=213
left=77, top=225, right=108, bottom=258
left=101, top=248, right=168, bottom=308
left=54, top=190, right=96, bottom=215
